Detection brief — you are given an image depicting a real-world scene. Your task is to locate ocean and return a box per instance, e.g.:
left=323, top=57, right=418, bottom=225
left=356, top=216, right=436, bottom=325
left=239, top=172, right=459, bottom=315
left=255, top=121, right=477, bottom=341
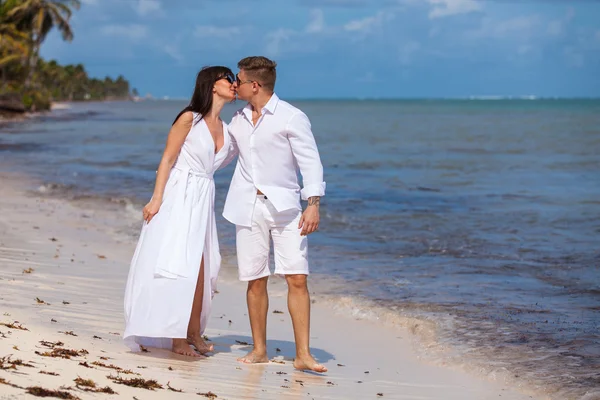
left=1, top=99, right=599, bottom=399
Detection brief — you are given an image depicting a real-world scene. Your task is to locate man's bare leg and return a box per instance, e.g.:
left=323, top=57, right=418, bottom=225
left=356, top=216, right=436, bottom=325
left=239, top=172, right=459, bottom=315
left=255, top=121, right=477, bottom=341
left=286, top=274, right=327, bottom=373
left=238, top=276, right=270, bottom=363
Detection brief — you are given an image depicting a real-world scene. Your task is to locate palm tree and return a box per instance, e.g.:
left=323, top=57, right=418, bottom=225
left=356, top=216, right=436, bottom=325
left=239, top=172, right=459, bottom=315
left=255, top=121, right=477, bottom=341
left=7, top=0, right=80, bottom=88
left=0, top=23, right=28, bottom=91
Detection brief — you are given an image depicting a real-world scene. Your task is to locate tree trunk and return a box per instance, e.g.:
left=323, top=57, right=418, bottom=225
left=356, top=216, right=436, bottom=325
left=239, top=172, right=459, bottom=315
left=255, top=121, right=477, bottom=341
left=24, top=36, right=41, bottom=89
left=1, top=65, right=6, bottom=92
left=0, top=36, right=5, bottom=92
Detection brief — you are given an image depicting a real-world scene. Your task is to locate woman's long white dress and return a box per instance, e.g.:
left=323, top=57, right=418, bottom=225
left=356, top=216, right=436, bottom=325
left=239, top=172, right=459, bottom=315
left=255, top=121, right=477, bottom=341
left=123, top=113, right=230, bottom=351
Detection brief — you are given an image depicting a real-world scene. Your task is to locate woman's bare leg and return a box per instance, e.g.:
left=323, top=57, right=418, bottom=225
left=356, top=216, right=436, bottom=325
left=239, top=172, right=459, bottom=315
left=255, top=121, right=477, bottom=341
left=186, top=257, right=214, bottom=354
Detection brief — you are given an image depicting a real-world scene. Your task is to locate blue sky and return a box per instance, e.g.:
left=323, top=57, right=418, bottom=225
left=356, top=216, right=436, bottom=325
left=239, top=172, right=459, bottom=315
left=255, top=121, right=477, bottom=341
left=41, top=0, right=600, bottom=99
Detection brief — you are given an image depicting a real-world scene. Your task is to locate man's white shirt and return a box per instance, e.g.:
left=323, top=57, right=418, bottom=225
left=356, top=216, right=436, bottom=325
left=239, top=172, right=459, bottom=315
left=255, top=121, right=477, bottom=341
left=223, top=93, right=326, bottom=227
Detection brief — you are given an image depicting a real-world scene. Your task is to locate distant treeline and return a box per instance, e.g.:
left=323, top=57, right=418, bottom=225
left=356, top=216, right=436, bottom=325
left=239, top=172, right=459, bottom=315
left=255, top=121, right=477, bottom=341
left=0, top=0, right=135, bottom=113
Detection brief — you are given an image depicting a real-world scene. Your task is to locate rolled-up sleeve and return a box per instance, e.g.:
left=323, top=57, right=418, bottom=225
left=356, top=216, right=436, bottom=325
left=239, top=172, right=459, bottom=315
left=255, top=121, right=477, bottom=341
left=286, top=112, right=326, bottom=200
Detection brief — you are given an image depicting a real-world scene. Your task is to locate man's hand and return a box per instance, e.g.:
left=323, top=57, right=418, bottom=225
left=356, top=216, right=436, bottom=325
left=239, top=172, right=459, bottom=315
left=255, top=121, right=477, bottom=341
left=298, top=197, right=320, bottom=236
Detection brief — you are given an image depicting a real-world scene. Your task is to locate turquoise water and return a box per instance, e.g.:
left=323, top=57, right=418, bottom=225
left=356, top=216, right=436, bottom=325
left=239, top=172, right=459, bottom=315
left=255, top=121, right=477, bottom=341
left=1, top=99, right=599, bottom=398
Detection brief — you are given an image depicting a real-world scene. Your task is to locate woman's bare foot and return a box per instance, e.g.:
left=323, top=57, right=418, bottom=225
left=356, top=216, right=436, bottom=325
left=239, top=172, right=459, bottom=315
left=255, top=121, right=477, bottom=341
left=187, top=333, right=214, bottom=355
left=293, top=355, right=328, bottom=373
left=237, top=350, right=269, bottom=364
left=172, top=338, right=203, bottom=357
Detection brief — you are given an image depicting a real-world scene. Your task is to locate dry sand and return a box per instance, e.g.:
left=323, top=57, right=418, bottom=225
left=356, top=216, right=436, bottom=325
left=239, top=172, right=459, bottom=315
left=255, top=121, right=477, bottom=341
left=0, top=172, right=544, bottom=399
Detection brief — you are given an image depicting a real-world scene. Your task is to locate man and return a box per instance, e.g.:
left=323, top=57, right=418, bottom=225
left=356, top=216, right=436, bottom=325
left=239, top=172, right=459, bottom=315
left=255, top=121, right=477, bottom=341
left=223, top=56, right=327, bottom=373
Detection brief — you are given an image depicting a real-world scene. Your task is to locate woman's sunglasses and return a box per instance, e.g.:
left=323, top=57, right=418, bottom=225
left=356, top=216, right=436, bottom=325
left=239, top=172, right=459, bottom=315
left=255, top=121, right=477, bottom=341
left=218, top=74, right=235, bottom=84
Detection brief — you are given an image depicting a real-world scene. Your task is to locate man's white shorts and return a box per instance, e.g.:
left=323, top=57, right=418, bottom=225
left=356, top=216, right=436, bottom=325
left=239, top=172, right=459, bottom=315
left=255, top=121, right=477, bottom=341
left=236, top=195, right=309, bottom=281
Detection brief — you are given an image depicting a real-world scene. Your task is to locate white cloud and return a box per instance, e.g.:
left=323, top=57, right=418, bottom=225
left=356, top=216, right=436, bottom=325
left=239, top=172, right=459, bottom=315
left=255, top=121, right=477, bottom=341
left=101, top=24, right=148, bottom=41
left=546, top=20, right=563, bottom=37
left=517, top=44, right=533, bottom=55
left=546, top=8, right=575, bottom=37
left=162, top=44, right=184, bottom=63
left=306, top=9, right=325, bottom=33
left=357, top=71, right=378, bottom=83
left=344, top=11, right=391, bottom=33
left=399, top=40, right=420, bottom=65
left=194, top=26, right=242, bottom=38
left=136, top=0, right=161, bottom=17
left=564, top=46, right=584, bottom=67
left=470, top=15, right=541, bottom=39
left=265, top=28, right=295, bottom=57
left=428, top=0, right=481, bottom=19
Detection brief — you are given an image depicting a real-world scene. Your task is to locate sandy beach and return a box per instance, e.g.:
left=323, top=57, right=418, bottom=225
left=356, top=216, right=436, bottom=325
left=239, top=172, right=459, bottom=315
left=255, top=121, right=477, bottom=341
left=0, top=171, right=543, bottom=400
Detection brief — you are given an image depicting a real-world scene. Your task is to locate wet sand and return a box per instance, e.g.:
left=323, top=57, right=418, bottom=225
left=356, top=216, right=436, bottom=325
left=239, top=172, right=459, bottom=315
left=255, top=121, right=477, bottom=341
left=0, top=171, right=543, bottom=399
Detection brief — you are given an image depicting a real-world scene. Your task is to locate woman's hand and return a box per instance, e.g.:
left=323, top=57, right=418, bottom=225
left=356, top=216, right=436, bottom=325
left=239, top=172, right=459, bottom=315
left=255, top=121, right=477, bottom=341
left=142, top=198, right=161, bottom=223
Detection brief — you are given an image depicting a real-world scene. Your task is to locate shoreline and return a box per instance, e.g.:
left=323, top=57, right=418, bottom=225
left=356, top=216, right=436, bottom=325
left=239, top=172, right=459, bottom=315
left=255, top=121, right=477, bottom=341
left=0, top=98, right=136, bottom=123
left=0, top=171, right=544, bottom=399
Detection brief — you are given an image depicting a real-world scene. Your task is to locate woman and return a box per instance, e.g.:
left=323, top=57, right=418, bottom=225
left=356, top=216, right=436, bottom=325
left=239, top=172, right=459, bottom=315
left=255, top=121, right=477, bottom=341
left=123, top=66, right=236, bottom=357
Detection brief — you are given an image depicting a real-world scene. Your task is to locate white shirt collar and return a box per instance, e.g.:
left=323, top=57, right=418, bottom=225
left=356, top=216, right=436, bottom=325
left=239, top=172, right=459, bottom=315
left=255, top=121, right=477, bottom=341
left=242, top=93, right=279, bottom=121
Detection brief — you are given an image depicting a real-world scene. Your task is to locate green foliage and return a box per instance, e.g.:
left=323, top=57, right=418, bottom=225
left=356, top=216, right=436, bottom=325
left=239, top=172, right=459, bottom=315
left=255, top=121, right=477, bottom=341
left=22, top=87, right=51, bottom=111
left=0, top=0, right=132, bottom=112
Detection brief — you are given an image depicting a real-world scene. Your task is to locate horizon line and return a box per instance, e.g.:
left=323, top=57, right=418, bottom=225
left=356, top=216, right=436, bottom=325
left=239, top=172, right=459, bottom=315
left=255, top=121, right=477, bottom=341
left=146, top=95, right=600, bottom=102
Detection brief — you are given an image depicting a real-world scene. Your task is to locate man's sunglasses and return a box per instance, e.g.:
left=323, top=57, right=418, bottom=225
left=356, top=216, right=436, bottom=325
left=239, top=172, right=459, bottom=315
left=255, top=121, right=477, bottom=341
left=236, top=74, right=262, bottom=87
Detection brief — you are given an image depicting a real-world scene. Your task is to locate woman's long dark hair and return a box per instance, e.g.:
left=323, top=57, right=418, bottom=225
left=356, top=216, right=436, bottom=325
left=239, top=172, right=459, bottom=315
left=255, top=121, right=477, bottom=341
left=172, top=66, right=233, bottom=125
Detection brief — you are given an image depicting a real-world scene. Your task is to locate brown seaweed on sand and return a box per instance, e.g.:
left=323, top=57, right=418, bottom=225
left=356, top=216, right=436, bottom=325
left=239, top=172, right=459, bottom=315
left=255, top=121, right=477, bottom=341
left=235, top=340, right=249, bottom=345
left=59, top=331, right=77, bottom=336
left=273, top=310, right=284, bottom=314
left=73, top=378, right=95, bottom=388
left=197, top=392, right=218, bottom=398
left=26, top=386, right=80, bottom=399
left=92, top=361, right=138, bottom=375
left=73, top=377, right=117, bottom=394
left=1, top=321, right=29, bottom=331
left=0, top=377, right=24, bottom=388
left=167, top=381, right=184, bottom=392
left=40, top=340, right=64, bottom=349
left=0, top=355, right=35, bottom=370
left=107, top=374, right=163, bottom=390
left=78, top=361, right=94, bottom=368
left=35, top=297, right=50, bottom=305
left=23, top=268, right=34, bottom=274
left=92, top=335, right=102, bottom=340
left=377, top=393, right=384, bottom=397
left=39, top=371, right=60, bottom=376
left=35, top=348, right=88, bottom=359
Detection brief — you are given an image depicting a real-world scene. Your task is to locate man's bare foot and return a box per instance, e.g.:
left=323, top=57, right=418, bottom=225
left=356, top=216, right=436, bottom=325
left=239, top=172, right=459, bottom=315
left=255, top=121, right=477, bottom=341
left=237, top=350, right=269, bottom=364
left=187, top=333, right=214, bottom=355
left=293, top=355, right=328, bottom=373
left=172, top=338, right=203, bottom=357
